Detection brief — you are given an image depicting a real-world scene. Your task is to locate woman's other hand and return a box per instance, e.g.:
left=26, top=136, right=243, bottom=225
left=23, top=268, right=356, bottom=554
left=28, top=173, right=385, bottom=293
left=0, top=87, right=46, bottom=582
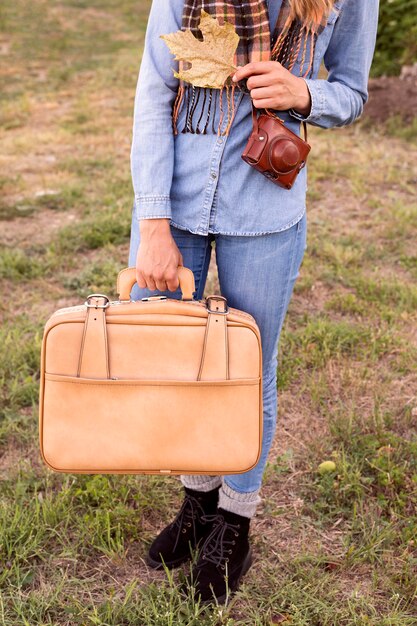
left=232, top=61, right=312, bottom=116
left=136, top=219, right=184, bottom=292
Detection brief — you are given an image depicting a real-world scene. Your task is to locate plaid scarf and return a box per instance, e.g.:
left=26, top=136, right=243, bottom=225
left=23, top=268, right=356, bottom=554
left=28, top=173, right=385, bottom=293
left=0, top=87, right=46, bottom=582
left=172, top=0, right=330, bottom=136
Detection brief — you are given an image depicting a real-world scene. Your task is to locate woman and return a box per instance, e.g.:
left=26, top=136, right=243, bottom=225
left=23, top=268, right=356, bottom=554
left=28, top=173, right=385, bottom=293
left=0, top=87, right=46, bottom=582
left=128, top=0, right=379, bottom=604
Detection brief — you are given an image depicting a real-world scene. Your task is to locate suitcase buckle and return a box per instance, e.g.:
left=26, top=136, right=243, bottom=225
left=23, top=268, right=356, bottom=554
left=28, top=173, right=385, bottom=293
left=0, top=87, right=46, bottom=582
left=84, top=294, right=110, bottom=309
left=205, top=295, right=229, bottom=314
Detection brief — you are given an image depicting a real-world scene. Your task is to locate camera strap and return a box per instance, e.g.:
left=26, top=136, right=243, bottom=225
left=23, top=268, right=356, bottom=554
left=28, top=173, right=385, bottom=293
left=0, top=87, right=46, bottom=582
left=252, top=104, right=308, bottom=143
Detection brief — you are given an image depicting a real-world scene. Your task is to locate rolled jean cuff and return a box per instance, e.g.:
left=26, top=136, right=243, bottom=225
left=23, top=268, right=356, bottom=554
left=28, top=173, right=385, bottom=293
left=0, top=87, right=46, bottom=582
left=219, top=480, right=262, bottom=519
left=179, top=474, right=222, bottom=492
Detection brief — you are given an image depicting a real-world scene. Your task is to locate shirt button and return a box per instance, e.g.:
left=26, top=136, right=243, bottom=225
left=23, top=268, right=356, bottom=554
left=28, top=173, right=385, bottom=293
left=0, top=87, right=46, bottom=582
left=211, top=172, right=217, bottom=179
left=218, top=138, right=223, bottom=144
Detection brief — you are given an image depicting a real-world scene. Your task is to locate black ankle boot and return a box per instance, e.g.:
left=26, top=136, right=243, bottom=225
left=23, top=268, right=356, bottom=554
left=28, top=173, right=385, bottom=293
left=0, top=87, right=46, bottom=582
left=182, top=507, right=253, bottom=604
left=146, top=485, right=220, bottom=570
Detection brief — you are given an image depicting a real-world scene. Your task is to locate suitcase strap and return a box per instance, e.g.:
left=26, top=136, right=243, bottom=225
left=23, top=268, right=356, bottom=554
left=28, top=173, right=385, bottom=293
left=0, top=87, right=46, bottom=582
left=78, top=295, right=110, bottom=378
left=76, top=294, right=229, bottom=382
left=198, top=296, right=229, bottom=381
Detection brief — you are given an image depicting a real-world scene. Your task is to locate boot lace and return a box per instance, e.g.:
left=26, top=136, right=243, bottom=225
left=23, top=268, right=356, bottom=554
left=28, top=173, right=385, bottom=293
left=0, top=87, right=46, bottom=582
left=170, top=494, right=206, bottom=552
left=198, top=512, right=241, bottom=569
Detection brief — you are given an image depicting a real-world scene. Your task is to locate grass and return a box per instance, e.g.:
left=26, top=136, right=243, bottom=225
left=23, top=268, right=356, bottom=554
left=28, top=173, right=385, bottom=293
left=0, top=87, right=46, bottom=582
left=1, top=0, right=417, bottom=623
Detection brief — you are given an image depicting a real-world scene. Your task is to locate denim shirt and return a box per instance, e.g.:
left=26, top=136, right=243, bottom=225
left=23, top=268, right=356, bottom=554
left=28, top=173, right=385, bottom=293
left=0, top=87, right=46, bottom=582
left=130, top=0, right=379, bottom=236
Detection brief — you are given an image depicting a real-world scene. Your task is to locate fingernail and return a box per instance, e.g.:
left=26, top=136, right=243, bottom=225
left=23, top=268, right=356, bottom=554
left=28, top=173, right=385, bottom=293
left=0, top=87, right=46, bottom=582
left=232, top=74, right=237, bottom=81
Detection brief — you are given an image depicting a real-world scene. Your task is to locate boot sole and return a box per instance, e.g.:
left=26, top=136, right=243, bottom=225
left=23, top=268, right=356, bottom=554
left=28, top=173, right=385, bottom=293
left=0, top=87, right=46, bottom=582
left=201, top=546, right=254, bottom=606
left=145, top=551, right=191, bottom=570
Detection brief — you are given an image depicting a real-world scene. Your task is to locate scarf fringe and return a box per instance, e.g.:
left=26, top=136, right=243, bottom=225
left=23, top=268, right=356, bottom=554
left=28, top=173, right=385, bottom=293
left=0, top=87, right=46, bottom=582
left=271, top=16, right=317, bottom=79
left=173, top=82, right=238, bottom=136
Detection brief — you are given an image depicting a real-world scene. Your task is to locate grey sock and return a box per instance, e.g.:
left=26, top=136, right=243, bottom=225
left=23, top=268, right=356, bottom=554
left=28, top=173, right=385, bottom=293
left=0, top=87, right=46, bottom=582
left=218, top=481, right=261, bottom=519
left=179, top=474, right=222, bottom=492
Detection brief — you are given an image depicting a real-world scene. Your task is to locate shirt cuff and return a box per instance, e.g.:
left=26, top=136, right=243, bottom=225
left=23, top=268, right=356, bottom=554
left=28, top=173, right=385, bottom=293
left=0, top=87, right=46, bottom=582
left=134, top=195, right=172, bottom=220
left=288, top=78, right=325, bottom=123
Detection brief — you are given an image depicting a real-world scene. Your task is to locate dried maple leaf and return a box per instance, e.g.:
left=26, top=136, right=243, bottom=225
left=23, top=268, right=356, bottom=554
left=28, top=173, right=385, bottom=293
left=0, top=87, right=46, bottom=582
left=160, top=9, right=239, bottom=89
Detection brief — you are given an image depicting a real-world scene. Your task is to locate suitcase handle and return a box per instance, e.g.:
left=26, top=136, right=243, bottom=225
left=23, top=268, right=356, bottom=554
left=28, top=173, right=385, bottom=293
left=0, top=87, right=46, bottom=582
left=117, top=266, right=196, bottom=301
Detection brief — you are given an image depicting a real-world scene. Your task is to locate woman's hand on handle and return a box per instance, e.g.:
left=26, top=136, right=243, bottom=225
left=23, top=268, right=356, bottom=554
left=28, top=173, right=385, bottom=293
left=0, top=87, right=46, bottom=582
left=136, top=218, right=184, bottom=292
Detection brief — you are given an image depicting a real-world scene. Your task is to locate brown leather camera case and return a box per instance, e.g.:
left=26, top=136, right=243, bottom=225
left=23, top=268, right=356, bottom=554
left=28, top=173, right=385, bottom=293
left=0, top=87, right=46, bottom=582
left=242, top=103, right=311, bottom=189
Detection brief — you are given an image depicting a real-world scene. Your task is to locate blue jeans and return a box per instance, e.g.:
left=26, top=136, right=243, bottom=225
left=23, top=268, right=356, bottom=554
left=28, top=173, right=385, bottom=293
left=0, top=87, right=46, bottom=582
left=127, top=207, right=307, bottom=493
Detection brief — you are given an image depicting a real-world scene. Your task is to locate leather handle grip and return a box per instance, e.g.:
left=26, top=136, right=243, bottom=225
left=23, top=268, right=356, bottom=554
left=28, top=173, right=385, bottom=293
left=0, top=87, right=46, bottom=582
left=116, top=266, right=196, bottom=301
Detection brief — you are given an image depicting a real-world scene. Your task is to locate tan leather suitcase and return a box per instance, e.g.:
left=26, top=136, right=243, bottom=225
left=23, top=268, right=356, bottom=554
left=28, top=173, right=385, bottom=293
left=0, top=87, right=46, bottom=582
left=39, top=266, right=263, bottom=474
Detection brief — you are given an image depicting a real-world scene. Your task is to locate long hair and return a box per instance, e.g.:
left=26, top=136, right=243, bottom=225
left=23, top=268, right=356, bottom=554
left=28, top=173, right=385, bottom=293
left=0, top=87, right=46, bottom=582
left=290, top=0, right=336, bottom=26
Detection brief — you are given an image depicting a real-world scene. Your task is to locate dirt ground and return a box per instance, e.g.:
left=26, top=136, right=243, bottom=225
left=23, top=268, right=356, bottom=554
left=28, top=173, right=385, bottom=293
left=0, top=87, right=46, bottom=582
left=365, top=69, right=417, bottom=124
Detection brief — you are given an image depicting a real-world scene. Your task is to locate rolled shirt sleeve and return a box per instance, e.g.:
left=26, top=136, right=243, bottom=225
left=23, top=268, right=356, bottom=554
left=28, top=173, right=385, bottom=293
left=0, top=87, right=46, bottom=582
left=289, top=0, right=379, bottom=128
left=130, top=0, right=183, bottom=220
